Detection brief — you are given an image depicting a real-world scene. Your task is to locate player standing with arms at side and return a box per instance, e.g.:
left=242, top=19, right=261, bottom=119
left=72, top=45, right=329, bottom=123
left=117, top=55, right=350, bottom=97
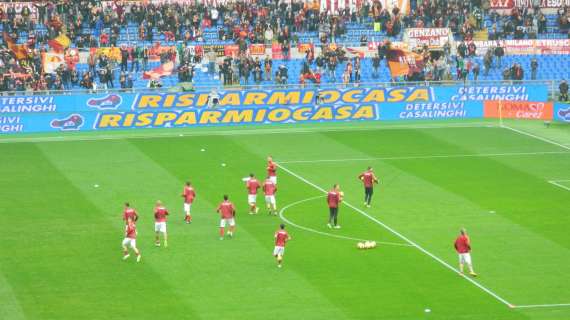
left=267, top=156, right=277, bottom=184
left=182, top=181, right=196, bottom=224
left=263, top=176, right=278, bottom=215
left=217, top=195, right=236, bottom=240
left=274, top=224, right=291, bottom=268
left=358, top=167, right=379, bottom=208
left=454, top=228, right=478, bottom=277
left=122, top=218, right=141, bottom=262
left=123, top=202, right=139, bottom=224
left=327, top=184, right=343, bottom=229
left=246, top=174, right=260, bottom=214
left=154, top=201, right=169, bottom=247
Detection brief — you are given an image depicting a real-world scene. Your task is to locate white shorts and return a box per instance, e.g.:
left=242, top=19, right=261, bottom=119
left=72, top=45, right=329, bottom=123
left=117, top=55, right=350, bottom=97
left=459, top=253, right=472, bottom=265
left=273, top=246, right=285, bottom=256
left=184, top=203, right=192, bottom=213
left=220, top=218, right=235, bottom=228
left=265, top=195, right=276, bottom=205
left=269, top=176, right=277, bottom=184
left=248, top=194, right=257, bottom=204
left=122, top=238, right=137, bottom=249
left=155, top=222, right=167, bottom=233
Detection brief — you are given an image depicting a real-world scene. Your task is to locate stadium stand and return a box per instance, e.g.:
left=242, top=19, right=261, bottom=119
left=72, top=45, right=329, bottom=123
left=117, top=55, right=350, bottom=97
left=0, top=0, right=568, bottom=94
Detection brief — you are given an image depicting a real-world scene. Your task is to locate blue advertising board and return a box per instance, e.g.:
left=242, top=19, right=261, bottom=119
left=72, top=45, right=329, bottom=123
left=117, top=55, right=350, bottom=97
left=554, top=103, right=570, bottom=122
left=0, top=84, right=549, bottom=134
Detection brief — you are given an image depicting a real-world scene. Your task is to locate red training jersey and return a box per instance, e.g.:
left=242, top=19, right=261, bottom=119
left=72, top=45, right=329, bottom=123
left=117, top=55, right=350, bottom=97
left=358, top=171, right=377, bottom=188
left=154, top=206, right=169, bottom=222
left=125, top=223, right=137, bottom=239
left=217, top=200, right=236, bottom=219
left=123, top=208, right=138, bottom=223
left=247, top=178, right=260, bottom=195
left=267, top=161, right=277, bottom=177
left=275, top=230, right=289, bottom=247
left=454, top=235, right=471, bottom=254
left=263, top=179, right=277, bottom=196
left=327, top=191, right=340, bottom=208
left=183, top=186, right=196, bottom=204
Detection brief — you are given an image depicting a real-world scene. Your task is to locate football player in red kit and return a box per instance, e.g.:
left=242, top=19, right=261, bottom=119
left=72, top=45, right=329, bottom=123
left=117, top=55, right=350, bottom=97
left=263, top=176, right=278, bottom=215
left=274, top=224, right=291, bottom=268
left=246, top=174, right=260, bottom=214
left=154, top=201, right=169, bottom=247
left=182, top=182, right=196, bottom=223
left=454, top=228, right=478, bottom=277
left=122, top=218, right=141, bottom=262
left=217, top=195, right=236, bottom=240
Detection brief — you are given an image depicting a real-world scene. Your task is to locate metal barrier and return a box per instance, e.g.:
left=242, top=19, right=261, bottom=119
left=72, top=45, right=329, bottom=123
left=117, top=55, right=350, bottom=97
left=0, top=79, right=560, bottom=100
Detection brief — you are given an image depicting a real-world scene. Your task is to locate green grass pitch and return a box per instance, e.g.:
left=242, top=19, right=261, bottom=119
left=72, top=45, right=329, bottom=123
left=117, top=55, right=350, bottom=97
left=1, top=119, right=569, bottom=319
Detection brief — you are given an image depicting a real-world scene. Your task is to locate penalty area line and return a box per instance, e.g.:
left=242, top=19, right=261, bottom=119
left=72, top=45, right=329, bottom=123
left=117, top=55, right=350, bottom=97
left=278, top=195, right=413, bottom=247
left=277, top=161, right=515, bottom=308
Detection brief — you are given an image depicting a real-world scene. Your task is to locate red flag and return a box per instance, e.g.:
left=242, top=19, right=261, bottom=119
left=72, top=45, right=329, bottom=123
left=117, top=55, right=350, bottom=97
left=48, top=34, right=71, bottom=53
left=386, top=47, right=424, bottom=78
left=3, top=32, right=28, bottom=60
left=143, top=61, right=175, bottom=80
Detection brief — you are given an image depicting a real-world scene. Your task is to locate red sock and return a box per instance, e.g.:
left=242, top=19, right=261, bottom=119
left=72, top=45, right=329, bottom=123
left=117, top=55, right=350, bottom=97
left=123, top=250, right=128, bottom=256
left=188, top=214, right=192, bottom=222
left=219, top=227, right=224, bottom=237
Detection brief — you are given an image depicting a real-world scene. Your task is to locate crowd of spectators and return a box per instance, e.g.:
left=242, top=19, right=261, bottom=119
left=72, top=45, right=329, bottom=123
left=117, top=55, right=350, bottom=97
left=0, top=0, right=567, bottom=94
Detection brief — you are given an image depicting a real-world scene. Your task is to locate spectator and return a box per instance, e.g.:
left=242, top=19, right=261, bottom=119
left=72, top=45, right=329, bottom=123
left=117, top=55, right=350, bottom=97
left=560, top=80, right=569, bottom=101
left=495, top=45, right=505, bottom=68
left=531, top=58, right=538, bottom=80
left=372, top=53, right=380, bottom=78
left=472, top=61, right=480, bottom=81
left=264, top=56, right=272, bottom=81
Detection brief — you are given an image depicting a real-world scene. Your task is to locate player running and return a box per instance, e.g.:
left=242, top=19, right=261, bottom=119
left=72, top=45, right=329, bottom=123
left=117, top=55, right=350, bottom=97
left=182, top=181, right=196, bottom=224
left=154, top=201, right=169, bottom=247
left=217, top=195, right=236, bottom=240
left=274, top=224, right=291, bottom=268
left=246, top=174, right=260, bottom=214
left=327, top=184, right=343, bottom=229
left=122, top=218, right=141, bottom=262
left=267, top=156, right=277, bottom=184
left=123, top=202, right=139, bottom=224
left=454, top=228, right=478, bottom=277
left=358, top=167, right=379, bottom=208
left=263, top=176, right=278, bottom=215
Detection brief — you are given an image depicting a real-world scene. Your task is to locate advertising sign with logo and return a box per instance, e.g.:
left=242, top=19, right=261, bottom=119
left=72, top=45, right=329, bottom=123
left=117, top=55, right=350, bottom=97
left=483, top=101, right=554, bottom=120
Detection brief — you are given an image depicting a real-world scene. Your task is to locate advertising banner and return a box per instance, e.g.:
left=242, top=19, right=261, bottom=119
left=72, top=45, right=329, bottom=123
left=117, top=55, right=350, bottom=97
left=490, top=0, right=570, bottom=10
left=381, top=101, right=483, bottom=120
left=472, top=39, right=570, bottom=55
left=554, top=103, right=570, bottom=122
left=483, top=100, right=554, bottom=120
left=0, top=84, right=549, bottom=134
left=404, top=28, right=452, bottom=49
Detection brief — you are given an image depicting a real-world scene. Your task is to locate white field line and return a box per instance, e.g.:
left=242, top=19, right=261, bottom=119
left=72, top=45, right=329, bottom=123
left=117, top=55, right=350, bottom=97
left=0, top=123, right=493, bottom=144
left=279, top=151, right=569, bottom=164
left=514, top=303, right=570, bottom=309
left=278, top=195, right=413, bottom=247
left=548, top=180, right=570, bottom=192
left=500, top=125, right=570, bottom=151
left=277, top=162, right=515, bottom=308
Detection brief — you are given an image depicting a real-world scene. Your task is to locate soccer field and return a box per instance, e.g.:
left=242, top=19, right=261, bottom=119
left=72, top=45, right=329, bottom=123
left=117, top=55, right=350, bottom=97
left=1, top=119, right=569, bottom=320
